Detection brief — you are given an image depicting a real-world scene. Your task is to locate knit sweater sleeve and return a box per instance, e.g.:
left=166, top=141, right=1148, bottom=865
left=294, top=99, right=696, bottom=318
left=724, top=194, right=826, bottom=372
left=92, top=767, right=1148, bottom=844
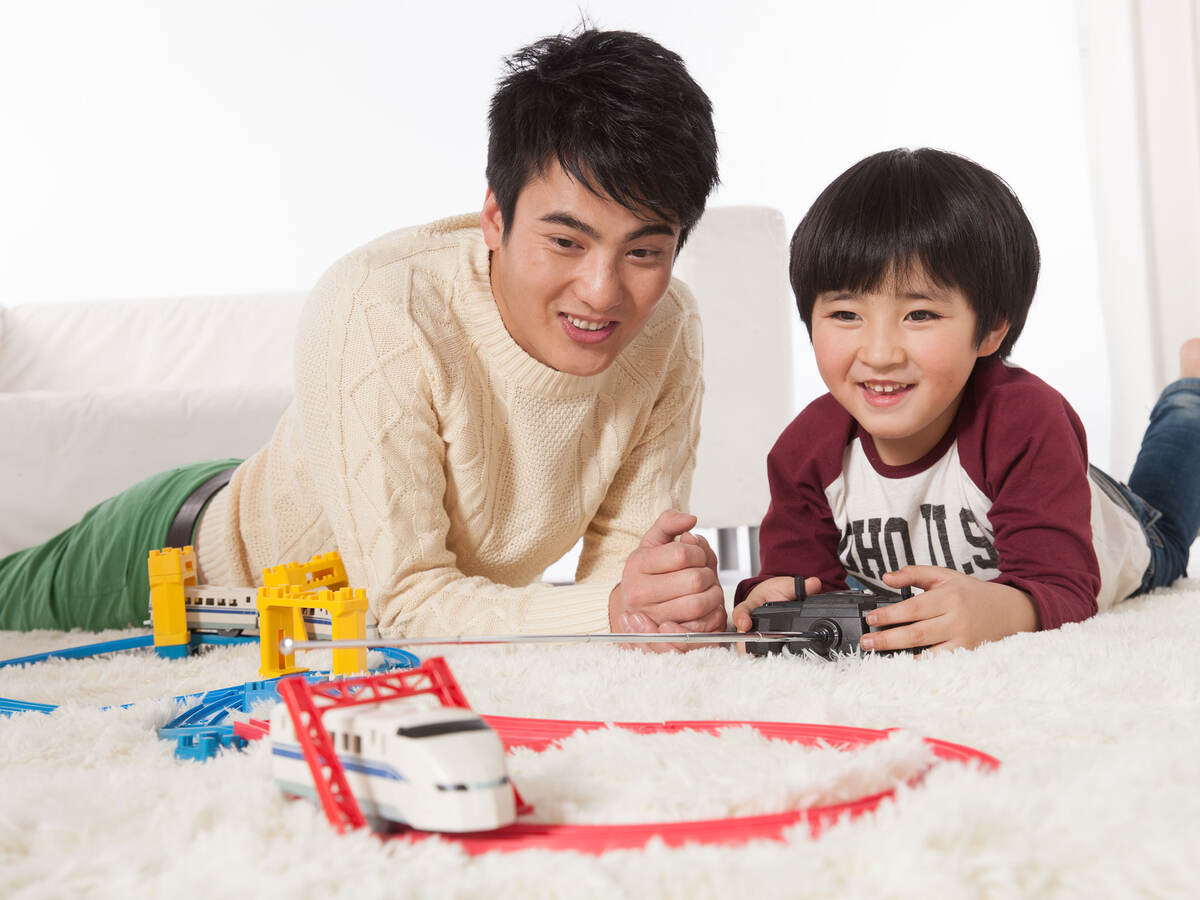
left=574, top=286, right=705, bottom=584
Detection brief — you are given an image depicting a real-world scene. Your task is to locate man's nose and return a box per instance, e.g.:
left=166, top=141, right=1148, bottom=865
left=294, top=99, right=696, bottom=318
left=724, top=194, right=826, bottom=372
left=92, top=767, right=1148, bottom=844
left=575, top=255, right=624, bottom=312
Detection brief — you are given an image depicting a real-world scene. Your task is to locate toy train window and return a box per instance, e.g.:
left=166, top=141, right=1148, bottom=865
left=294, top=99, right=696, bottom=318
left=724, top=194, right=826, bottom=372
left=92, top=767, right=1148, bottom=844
left=436, top=775, right=509, bottom=792
left=397, top=720, right=490, bottom=739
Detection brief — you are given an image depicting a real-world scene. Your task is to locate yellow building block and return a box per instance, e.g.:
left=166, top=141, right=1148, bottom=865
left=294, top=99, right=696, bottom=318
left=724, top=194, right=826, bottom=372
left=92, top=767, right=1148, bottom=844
left=326, top=587, right=369, bottom=677
left=257, top=585, right=308, bottom=679
left=148, top=547, right=195, bottom=657
left=255, top=580, right=370, bottom=679
left=261, top=550, right=348, bottom=594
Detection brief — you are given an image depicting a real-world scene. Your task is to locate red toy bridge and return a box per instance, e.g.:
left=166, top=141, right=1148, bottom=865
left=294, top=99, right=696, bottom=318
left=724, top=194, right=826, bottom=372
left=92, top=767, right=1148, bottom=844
left=238, top=658, right=1000, bottom=854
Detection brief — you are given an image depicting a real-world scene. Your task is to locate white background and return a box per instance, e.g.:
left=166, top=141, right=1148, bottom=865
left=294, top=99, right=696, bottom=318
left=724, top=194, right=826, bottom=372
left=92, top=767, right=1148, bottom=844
left=0, top=0, right=1146, bottom=470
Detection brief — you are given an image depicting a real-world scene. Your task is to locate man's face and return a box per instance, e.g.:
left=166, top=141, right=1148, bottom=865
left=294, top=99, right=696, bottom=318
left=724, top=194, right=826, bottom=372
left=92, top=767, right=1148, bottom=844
left=810, top=268, right=1008, bottom=466
left=481, top=163, right=680, bottom=377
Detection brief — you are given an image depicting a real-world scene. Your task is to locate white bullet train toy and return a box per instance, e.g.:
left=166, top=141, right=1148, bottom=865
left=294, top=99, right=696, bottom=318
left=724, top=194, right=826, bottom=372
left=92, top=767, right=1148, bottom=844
left=178, top=584, right=379, bottom=640
left=268, top=697, right=516, bottom=832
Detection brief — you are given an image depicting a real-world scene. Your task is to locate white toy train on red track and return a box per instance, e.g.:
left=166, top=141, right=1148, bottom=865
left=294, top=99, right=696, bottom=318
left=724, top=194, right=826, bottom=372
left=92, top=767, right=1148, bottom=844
left=236, top=658, right=522, bottom=834
left=269, top=697, right=515, bottom=832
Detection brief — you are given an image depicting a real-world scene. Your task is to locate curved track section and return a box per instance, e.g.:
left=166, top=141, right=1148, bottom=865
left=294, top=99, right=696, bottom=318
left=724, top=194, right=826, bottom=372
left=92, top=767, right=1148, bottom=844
left=400, top=716, right=998, bottom=855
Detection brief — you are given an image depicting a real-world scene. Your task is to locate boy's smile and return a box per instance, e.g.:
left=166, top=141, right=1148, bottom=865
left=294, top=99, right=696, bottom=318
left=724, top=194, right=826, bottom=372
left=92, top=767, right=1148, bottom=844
left=481, top=163, right=680, bottom=377
left=811, top=270, right=1008, bottom=466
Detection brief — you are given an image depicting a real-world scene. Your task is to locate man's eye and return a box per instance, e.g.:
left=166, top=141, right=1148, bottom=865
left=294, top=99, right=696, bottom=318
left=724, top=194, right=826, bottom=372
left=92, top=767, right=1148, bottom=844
left=551, top=237, right=579, bottom=250
left=628, top=248, right=663, bottom=260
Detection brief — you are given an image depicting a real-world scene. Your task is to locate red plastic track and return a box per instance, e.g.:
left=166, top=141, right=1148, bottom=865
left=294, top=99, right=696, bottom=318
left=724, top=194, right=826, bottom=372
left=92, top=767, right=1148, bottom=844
left=398, top=716, right=999, bottom=855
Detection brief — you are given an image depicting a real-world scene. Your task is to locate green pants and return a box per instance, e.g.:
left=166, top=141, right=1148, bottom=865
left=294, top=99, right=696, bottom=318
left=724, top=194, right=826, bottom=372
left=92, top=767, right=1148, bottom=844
left=0, top=459, right=243, bottom=631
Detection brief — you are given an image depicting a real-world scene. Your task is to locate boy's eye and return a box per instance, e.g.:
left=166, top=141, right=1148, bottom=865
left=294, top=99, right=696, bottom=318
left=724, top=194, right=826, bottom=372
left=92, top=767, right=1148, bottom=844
left=906, top=310, right=942, bottom=322
left=829, top=310, right=859, bottom=322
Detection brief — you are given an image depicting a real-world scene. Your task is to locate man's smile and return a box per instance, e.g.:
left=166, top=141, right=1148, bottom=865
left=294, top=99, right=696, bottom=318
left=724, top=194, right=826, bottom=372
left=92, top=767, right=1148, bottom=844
left=560, top=312, right=618, bottom=343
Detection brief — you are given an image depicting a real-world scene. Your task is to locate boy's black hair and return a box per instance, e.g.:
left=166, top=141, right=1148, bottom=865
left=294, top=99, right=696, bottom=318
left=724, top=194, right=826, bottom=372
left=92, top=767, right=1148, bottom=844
left=486, top=28, right=719, bottom=247
left=790, top=148, right=1040, bottom=359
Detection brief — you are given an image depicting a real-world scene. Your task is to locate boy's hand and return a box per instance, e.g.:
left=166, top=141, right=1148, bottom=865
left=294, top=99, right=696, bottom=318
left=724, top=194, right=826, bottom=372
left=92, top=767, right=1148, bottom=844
left=731, top=575, right=823, bottom=632
left=609, top=509, right=726, bottom=643
left=862, top=566, right=1037, bottom=654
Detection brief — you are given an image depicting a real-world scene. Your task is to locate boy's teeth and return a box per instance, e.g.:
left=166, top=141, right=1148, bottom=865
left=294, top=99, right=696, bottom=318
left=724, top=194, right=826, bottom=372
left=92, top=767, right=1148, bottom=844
left=865, top=382, right=908, bottom=394
left=566, top=315, right=611, bottom=331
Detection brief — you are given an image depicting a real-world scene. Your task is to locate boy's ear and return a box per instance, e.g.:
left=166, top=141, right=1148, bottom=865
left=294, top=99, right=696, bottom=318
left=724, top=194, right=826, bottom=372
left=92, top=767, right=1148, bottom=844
left=480, top=188, right=506, bottom=251
left=976, top=320, right=1010, bottom=358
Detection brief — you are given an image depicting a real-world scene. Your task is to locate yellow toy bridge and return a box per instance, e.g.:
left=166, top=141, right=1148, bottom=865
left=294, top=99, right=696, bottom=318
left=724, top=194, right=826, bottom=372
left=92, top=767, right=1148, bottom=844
left=148, top=548, right=368, bottom=677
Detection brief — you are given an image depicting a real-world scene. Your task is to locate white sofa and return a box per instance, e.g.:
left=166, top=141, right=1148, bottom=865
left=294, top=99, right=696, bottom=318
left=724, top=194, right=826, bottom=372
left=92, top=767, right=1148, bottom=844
left=0, top=206, right=796, bottom=571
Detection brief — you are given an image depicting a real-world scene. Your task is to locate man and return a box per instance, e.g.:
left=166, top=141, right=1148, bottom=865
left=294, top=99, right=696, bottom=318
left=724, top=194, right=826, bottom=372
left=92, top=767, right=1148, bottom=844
left=0, top=28, right=726, bottom=643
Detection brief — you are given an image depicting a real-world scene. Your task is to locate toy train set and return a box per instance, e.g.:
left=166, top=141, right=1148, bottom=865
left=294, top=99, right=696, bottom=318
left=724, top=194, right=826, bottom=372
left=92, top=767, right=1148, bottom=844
left=0, top=544, right=995, bottom=851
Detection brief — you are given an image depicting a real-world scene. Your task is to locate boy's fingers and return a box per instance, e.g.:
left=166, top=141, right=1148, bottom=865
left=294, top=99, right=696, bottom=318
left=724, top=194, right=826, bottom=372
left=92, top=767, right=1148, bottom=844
left=883, top=565, right=952, bottom=591
left=866, top=594, right=921, bottom=627
left=732, top=597, right=771, bottom=632
left=861, top=618, right=941, bottom=653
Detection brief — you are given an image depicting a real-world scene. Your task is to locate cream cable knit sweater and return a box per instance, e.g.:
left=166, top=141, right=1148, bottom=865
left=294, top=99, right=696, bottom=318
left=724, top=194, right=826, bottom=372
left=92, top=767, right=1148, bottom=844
left=197, top=214, right=704, bottom=637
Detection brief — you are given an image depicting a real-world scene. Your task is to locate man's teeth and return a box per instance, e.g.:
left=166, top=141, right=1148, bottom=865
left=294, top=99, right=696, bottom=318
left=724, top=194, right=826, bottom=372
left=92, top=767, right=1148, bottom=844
left=566, top=315, right=612, bottom=331
left=864, top=382, right=909, bottom=394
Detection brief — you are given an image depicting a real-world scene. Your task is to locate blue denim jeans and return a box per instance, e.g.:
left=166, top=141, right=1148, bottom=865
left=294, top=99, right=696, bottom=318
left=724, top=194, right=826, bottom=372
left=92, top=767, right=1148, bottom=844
left=1091, top=377, right=1200, bottom=595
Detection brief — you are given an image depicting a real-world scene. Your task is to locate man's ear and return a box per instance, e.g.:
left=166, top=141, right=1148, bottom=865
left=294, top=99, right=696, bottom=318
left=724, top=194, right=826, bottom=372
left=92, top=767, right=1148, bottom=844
left=977, top=320, right=1010, bottom=358
left=480, top=188, right=506, bottom=251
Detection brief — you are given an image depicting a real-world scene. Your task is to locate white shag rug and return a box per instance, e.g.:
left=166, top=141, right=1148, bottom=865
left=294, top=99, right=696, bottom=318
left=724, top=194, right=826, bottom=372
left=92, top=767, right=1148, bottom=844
left=2, top=582, right=1199, bottom=899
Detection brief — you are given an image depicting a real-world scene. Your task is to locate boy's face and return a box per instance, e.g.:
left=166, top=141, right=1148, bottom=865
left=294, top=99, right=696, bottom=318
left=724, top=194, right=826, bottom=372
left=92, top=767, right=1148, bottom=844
left=481, top=163, right=680, bottom=377
left=810, top=269, right=1008, bottom=466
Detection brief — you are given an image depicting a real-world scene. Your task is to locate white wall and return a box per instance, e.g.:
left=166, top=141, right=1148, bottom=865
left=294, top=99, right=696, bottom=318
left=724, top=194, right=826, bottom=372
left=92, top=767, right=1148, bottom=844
left=0, top=0, right=1131, bottom=468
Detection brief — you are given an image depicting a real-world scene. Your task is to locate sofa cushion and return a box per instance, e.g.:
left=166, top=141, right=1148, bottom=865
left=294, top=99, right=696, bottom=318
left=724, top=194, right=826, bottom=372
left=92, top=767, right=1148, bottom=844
left=0, top=387, right=291, bottom=557
left=0, top=294, right=304, bottom=392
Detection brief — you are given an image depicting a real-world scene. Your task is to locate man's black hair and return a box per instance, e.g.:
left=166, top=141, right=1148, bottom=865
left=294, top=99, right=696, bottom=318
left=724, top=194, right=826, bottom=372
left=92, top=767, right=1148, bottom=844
left=790, top=148, right=1040, bottom=359
left=486, top=28, right=719, bottom=247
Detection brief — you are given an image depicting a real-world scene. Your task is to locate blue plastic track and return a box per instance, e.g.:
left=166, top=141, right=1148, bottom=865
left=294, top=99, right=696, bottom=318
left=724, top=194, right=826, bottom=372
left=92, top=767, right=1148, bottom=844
left=0, top=697, right=58, bottom=715
left=0, top=635, right=156, bottom=669
left=0, top=636, right=421, bottom=738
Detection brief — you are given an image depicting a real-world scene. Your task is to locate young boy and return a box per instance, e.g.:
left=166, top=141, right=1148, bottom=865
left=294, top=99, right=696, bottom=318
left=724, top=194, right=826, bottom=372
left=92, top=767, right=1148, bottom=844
left=732, top=148, right=1200, bottom=653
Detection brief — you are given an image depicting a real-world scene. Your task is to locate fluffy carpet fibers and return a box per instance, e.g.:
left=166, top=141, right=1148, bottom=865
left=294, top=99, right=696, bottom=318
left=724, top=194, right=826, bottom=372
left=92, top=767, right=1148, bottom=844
left=2, top=582, right=1199, bottom=899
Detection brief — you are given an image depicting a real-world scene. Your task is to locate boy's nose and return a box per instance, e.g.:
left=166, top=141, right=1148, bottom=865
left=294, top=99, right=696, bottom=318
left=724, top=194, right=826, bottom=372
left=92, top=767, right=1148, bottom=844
left=858, top=324, right=905, bottom=368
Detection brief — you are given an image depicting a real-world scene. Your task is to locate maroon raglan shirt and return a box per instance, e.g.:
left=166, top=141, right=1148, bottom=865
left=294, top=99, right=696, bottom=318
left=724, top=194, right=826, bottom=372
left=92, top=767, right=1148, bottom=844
left=736, top=358, right=1147, bottom=630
